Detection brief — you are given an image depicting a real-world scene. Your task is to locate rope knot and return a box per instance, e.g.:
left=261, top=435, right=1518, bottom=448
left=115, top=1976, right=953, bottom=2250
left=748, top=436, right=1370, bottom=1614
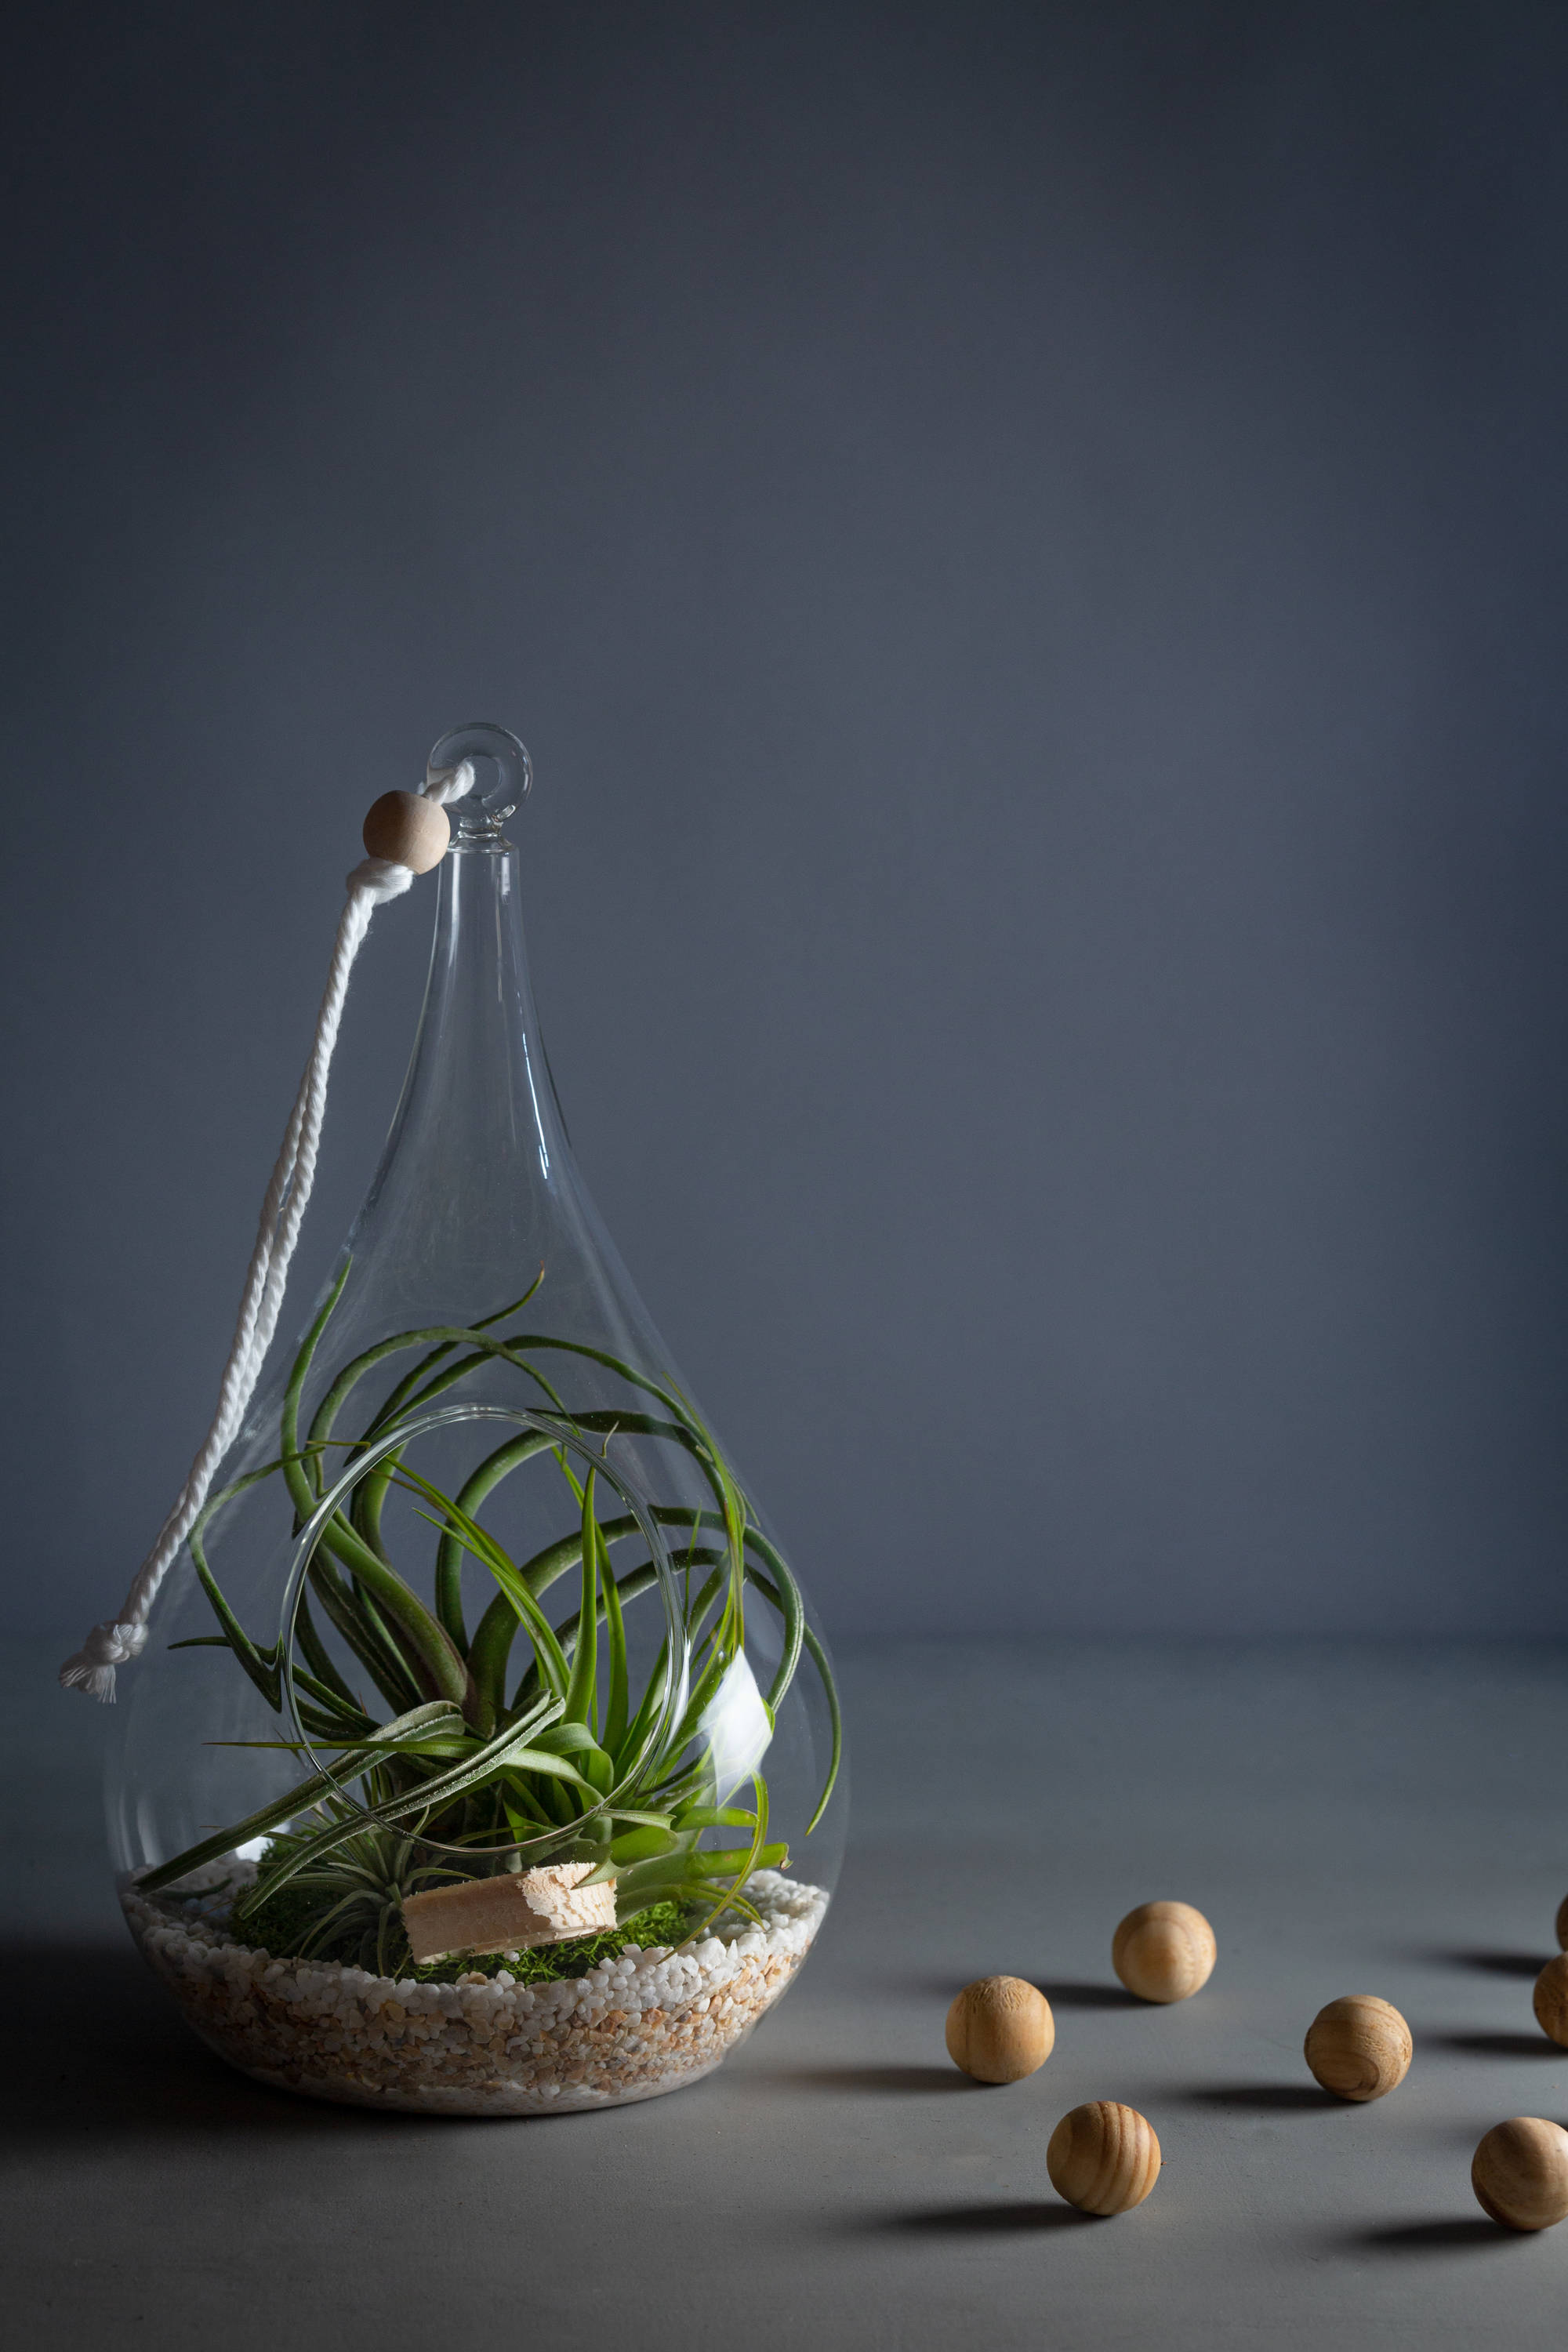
left=346, top=855, right=418, bottom=903
left=59, top=1619, right=149, bottom=1702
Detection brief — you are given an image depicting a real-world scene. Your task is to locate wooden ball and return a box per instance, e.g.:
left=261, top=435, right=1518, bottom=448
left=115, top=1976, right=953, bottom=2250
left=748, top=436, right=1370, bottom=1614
left=1112, top=1900, right=1217, bottom=2003
left=1533, top=1952, right=1568, bottom=2047
left=1472, top=2118, right=1568, bottom=2231
left=1047, top=2102, right=1161, bottom=2216
left=944, top=1976, right=1054, bottom=2084
left=362, top=789, right=450, bottom=874
left=1555, top=1891, right=1568, bottom=1952
left=1303, top=1995, right=1412, bottom=2100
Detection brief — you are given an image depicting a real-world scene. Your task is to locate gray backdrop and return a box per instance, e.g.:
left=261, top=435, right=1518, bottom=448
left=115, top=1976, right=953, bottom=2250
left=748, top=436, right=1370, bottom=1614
left=5, top=1, right=1567, bottom=1644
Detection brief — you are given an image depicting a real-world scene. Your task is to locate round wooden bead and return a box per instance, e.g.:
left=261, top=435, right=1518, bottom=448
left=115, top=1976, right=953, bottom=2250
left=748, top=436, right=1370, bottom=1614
left=1112, top=1900, right=1217, bottom=2003
left=944, top=1976, right=1054, bottom=2084
left=1555, top=1891, right=1568, bottom=1952
left=362, top=789, right=451, bottom=874
left=1303, top=1995, right=1412, bottom=2100
left=1472, top=2118, right=1568, bottom=2231
left=1047, top=2102, right=1161, bottom=2216
left=1533, top=1952, right=1568, bottom=2047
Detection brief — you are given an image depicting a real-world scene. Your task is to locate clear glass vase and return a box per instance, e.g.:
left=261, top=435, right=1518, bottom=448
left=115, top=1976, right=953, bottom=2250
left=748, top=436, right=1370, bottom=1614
left=109, top=724, right=844, bottom=2115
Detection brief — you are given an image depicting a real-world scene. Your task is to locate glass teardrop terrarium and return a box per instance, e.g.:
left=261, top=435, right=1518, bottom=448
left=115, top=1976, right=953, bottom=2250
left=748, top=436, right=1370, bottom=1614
left=107, top=724, right=844, bottom=2114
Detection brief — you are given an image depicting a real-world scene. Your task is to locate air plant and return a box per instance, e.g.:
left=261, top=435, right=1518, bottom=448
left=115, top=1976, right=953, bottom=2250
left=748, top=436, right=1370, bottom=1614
left=138, top=1265, right=840, bottom=1980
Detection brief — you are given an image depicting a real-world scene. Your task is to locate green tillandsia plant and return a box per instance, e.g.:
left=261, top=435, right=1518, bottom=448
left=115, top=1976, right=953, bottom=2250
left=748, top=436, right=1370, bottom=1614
left=137, top=1264, right=840, bottom=1980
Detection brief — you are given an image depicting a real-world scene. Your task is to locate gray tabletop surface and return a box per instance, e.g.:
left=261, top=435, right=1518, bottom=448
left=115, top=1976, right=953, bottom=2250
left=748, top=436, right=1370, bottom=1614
left=6, top=1633, right=1568, bottom=2349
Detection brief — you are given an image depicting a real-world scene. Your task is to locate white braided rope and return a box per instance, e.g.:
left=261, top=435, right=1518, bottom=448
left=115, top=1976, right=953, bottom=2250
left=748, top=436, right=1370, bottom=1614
left=59, top=760, right=474, bottom=1700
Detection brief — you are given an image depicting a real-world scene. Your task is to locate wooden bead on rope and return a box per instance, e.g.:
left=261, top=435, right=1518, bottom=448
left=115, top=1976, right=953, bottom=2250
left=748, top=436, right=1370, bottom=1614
left=1112, top=1900, right=1216, bottom=2003
left=1533, top=1952, right=1568, bottom=2047
left=944, top=1976, right=1054, bottom=2083
left=1046, top=2102, right=1161, bottom=2216
left=1303, top=1994, right=1412, bottom=2100
left=1472, top=2118, right=1568, bottom=2231
left=1555, top=1890, right=1568, bottom=1952
left=362, top=789, right=451, bottom=874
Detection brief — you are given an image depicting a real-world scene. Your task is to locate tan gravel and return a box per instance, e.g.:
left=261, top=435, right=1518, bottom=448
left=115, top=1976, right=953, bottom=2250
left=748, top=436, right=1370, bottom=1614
left=122, top=1864, right=826, bottom=2115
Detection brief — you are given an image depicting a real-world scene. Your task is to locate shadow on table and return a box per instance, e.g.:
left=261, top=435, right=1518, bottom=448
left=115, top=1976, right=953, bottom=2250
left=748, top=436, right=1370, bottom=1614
left=882, top=1975, right=1138, bottom=2011
left=1428, top=1949, right=1547, bottom=1980
left=1036, top=1980, right=1140, bottom=2011
left=746, top=2063, right=983, bottom=2095
left=873, top=2201, right=1098, bottom=2235
left=1179, top=2082, right=1338, bottom=2113
left=1432, top=2031, right=1563, bottom=2060
left=1, top=1940, right=448, bottom=2144
left=1354, top=2219, right=1515, bottom=2253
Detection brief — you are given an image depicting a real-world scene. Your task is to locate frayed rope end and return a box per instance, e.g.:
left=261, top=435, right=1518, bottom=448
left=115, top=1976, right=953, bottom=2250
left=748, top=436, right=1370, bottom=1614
left=60, top=1621, right=148, bottom=1702
left=60, top=1660, right=117, bottom=1701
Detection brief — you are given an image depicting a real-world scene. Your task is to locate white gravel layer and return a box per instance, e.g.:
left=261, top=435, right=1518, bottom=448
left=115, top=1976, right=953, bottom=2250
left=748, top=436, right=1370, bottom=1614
left=122, top=1864, right=826, bottom=2115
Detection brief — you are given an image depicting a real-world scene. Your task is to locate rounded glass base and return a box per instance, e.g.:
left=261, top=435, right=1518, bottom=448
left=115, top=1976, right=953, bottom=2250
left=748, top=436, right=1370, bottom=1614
left=123, top=1864, right=826, bottom=2115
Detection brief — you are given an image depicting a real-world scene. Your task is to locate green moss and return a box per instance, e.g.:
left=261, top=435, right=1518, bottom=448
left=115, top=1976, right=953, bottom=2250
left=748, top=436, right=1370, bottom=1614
left=230, top=1878, right=691, bottom=1984
left=227, top=1878, right=328, bottom=1964
left=410, top=1902, right=692, bottom=1985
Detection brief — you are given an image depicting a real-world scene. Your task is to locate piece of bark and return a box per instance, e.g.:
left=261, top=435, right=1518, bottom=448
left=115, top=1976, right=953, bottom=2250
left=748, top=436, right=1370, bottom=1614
left=402, top=1864, right=616, bottom=1964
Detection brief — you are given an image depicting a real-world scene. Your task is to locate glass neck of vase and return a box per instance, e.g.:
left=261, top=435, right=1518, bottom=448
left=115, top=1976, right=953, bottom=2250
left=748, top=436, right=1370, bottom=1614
left=347, top=826, right=569, bottom=1314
